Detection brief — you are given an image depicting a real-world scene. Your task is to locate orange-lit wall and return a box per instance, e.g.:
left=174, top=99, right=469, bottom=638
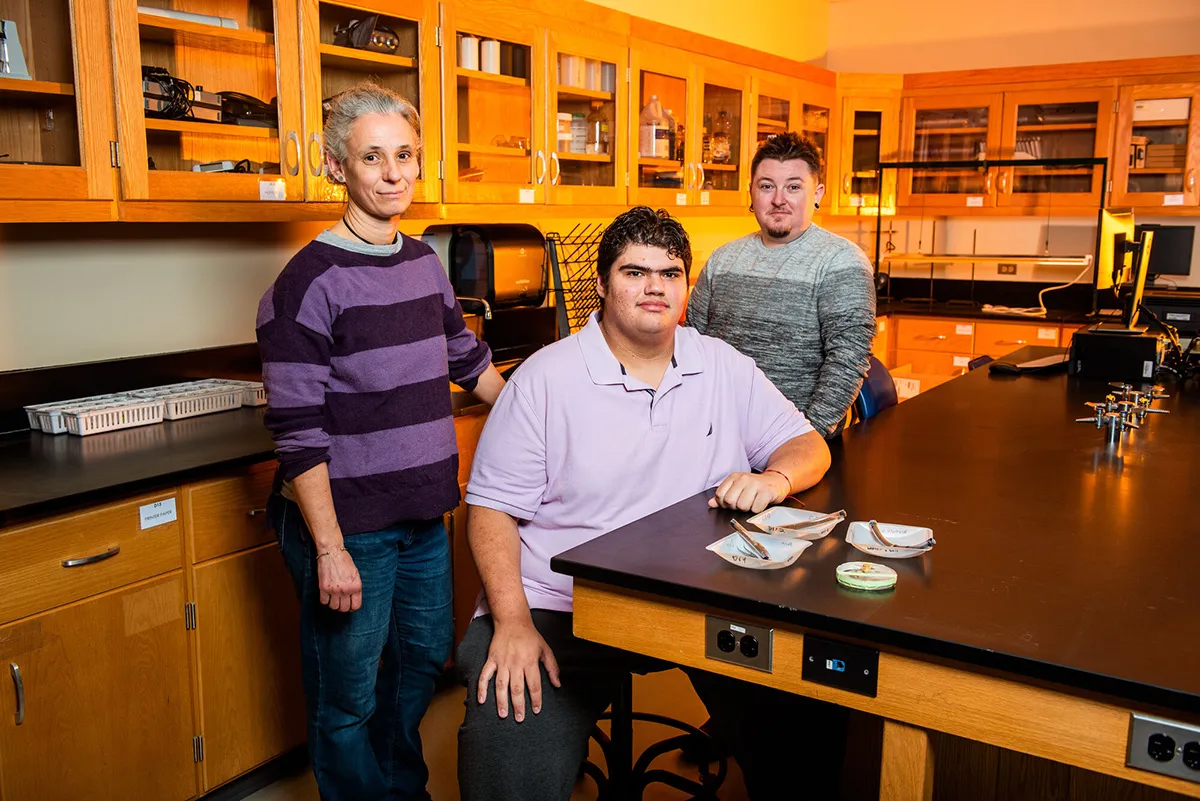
left=827, top=0, right=1200, bottom=73
left=590, top=0, right=830, bottom=65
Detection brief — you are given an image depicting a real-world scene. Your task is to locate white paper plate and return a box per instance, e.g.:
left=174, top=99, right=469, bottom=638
left=706, top=532, right=813, bottom=570
left=746, top=506, right=845, bottom=541
left=846, top=521, right=934, bottom=559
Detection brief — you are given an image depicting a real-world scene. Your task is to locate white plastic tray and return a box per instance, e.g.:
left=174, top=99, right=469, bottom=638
left=64, top=399, right=165, bottom=436
left=846, top=521, right=935, bottom=559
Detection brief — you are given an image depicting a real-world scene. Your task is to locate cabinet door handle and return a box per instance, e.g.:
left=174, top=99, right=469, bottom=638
left=998, top=170, right=1009, bottom=194
left=248, top=508, right=267, bottom=517
left=1188, top=169, right=1196, bottom=193
left=687, top=163, right=695, bottom=189
left=61, top=545, right=120, bottom=568
left=916, top=334, right=948, bottom=341
left=10, top=663, right=23, bottom=726
left=984, top=171, right=994, bottom=195
left=997, top=339, right=1027, bottom=346
left=284, top=130, right=301, bottom=177
left=549, top=151, right=560, bottom=186
left=843, top=173, right=852, bottom=194
left=308, top=132, right=324, bottom=178
left=697, top=163, right=705, bottom=190
left=534, top=150, right=546, bottom=185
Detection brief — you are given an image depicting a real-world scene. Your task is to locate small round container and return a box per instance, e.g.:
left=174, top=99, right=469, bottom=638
left=836, top=561, right=897, bottom=591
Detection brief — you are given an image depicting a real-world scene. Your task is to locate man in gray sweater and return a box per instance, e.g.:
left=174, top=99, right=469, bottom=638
left=688, top=131, right=876, bottom=437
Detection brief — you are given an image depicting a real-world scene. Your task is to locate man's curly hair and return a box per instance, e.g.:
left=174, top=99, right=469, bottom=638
left=596, top=206, right=692, bottom=289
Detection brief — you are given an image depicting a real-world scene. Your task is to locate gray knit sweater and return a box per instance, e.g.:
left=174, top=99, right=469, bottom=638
left=687, top=224, right=876, bottom=435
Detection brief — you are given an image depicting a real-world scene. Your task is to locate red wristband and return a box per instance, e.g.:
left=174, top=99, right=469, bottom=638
left=763, top=468, right=792, bottom=495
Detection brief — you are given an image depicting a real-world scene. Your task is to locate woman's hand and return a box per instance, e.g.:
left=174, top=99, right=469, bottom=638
left=316, top=548, right=363, bottom=612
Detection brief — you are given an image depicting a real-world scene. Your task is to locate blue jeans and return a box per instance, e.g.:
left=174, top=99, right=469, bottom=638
left=274, top=497, right=453, bottom=801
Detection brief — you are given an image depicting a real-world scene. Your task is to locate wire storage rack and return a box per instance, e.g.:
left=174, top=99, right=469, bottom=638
left=547, top=223, right=605, bottom=339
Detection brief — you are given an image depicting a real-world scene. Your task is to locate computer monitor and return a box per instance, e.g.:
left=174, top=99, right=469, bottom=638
left=1134, top=224, right=1195, bottom=279
left=1096, top=209, right=1135, bottom=291
left=1124, top=230, right=1154, bottom=331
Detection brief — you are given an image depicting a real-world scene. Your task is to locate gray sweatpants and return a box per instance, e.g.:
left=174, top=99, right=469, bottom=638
left=456, top=610, right=848, bottom=801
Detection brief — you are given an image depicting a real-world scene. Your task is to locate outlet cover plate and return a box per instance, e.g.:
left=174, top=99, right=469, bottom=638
left=1127, top=712, right=1200, bottom=783
left=704, top=615, right=773, bottom=673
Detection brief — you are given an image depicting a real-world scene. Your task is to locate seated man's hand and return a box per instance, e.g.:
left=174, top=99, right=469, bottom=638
left=477, top=619, right=562, bottom=723
left=709, top=471, right=789, bottom=513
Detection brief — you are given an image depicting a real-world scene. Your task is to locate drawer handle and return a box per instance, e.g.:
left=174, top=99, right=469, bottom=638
left=996, top=339, right=1027, bottom=346
left=916, top=334, right=948, bottom=341
left=248, top=508, right=267, bottom=518
left=10, top=663, right=23, bottom=726
left=61, top=545, right=120, bottom=568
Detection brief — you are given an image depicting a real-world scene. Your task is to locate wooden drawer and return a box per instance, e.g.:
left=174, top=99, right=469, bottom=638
left=873, top=316, right=892, bottom=366
left=0, top=492, right=183, bottom=625
left=455, top=412, right=489, bottom=486
left=974, top=321, right=1060, bottom=358
left=187, top=462, right=276, bottom=563
left=894, top=349, right=977, bottom=377
left=895, top=317, right=975, bottom=354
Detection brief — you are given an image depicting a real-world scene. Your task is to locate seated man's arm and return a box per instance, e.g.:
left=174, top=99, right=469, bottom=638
left=467, top=505, right=560, bottom=723
left=711, top=356, right=832, bottom=512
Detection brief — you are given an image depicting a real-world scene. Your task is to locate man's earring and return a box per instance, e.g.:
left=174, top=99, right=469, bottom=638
left=814, top=202, right=820, bottom=209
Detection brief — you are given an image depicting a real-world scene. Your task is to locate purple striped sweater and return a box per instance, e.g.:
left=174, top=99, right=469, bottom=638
left=256, top=231, right=492, bottom=535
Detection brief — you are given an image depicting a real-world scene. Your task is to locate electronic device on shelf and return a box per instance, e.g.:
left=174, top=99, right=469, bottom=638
left=192, top=159, right=251, bottom=173
left=333, top=15, right=399, bottom=54
left=219, top=92, right=277, bottom=128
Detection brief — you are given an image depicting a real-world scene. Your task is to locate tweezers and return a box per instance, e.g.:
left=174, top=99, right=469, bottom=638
left=869, top=519, right=936, bottom=550
left=731, top=519, right=771, bottom=560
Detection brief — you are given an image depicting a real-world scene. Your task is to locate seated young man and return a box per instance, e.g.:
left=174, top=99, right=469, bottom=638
left=457, top=206, right=836, bottom=800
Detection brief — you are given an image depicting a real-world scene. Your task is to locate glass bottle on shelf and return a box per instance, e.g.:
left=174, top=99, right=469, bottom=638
left=586, top=102, right=611, bottom=155
left=711, top=110, right=732, bottom=164
left=570, top=113, right=587, bottom=154
left=664, top=109, right=677, bottom=162
left=639, top=94, right=664, bottom=158
left=702, top=112, right=713, bottom=163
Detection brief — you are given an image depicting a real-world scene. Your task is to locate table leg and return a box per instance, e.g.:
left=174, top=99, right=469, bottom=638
left=608, top=673, right=634, bottom=800
left=880, top=719, right=934, bottom=801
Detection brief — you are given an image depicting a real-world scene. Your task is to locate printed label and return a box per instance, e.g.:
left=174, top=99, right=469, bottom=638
left=675, top=192, right=688, bottom=206
left=953, top=356, right=970, bottom=368
left=1143, top=361, right=1154, bottom=378
left=730, top=624, right=746, bottom=634
left=966, top=196, right=984, bottom=207
left=259, top=180, right=287, bottom=201
left=139, top=498, right=178, bottom=530
left=850, top=196, right=864, bottom=207
left=700, top=191, right=710, bottom=206
left=1166, top=312, right=1191, bottom=322
left=1163, top=194, right=1185, bottom=206
left=518, top=188, right=535, bottom=204
left=955, top=324, right=974, bottom=336
left=1038, top=328, right=1057, bottom=341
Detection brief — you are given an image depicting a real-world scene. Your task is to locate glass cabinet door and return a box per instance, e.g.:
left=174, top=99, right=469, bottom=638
left=696, top=62, right=751, bottom=207
left=442, top=4, right=543, bottom=204
left=0, top=0, right=114, bottom=211
left=899, top=93, right=1003, bottom=208
left=1112, top=84, right=1200, bottom=208
left=835, top=96, right=899, bottom=215
left=111, top=0, right=306, bottom=203
left=299, top=0, right=437, bottom=203
left=997, top=89, right=1112, bottom=208
left=629, top=43, right=692, bottom=207
left=546, top=31, right=626, bottom=206
left=755, top=92, right=792, bottom=146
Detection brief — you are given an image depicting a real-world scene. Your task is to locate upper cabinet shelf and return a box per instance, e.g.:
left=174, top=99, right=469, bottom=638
left=136, top=12, right=275, bottom=47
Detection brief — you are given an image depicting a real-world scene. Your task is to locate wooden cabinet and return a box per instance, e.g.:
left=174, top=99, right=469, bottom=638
left=441, top=0, right=546, bottom=204
left=833, top=90, right=900, bottom=215
left=192, top=544, right=304, bottom=791
left=298, top=0, right=440, bottom=203
left=872, top=316, right=892, bottom=367
left=0, top=574, right=197, bottom=801
left=109, top=0, right=306, bottom=202
left=450, top=411, right=487, bottom=646
left=996, top=87, right=1114, bottom=209
left=898, top=92, right=1004, bottom=209
left=974, top=320, right=1060, bottom=358
left=544, top=28, right=628, bottom=206
left=0, top=0, right=116, bottom=215
left=185, top=462, right=275, bottom=563
left=1111, top=82, right=1200, bottom=208
left=692, top=55, right=753, bottom=208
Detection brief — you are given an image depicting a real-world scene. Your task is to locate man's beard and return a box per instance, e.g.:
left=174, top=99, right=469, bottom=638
left=764, top=223, right=791, bottom=240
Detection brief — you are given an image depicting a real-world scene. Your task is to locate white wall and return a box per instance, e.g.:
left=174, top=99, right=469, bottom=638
left=827, top=0, right=1200, bottom=73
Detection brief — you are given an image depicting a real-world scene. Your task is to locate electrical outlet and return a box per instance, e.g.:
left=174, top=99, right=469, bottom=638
left=704, top=615, right=773, bottom=673
left=998, top=263, right=1017, bottom=275
left=1127, top=713, right=1200, bottom=783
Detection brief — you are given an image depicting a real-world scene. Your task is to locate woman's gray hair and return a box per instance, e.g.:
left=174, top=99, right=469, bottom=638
left=324, top=82, right=422, bottom=163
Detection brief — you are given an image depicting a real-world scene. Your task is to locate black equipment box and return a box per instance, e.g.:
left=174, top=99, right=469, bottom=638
left=1142, top=289, right=1200, bottom=335
left=1068, top=328, right=1164, bottom=382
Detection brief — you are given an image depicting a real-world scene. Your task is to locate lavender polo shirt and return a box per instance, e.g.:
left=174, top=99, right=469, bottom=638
left=465, top=312, right=815, bottom=614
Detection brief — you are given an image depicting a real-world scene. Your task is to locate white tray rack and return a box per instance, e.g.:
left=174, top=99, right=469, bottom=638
left=63, top=398, right=165, bottom=436
left=25, top=393, right=134, bottom=434
left=129, top=383, right=244, bottom=420
left=205, top=379, right=267, bottom=406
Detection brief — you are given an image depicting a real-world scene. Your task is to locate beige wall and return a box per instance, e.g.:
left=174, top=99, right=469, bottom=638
left=591, top=0, right=830, bottom=65
left=827, top=0, right=1200, bottom=73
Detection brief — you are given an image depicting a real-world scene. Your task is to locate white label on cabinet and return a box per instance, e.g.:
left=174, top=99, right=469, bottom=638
left=966, top=196, right=984, bottom=207
left=877, top=318, right=887, bottom=333
left=955, top=324, right=974, bottom=335
left=953, top=356, right=970, bottom=368
left=1037, top=328, right=1057, bottom=341
left=700, top=191, right=711, bottom=206
left=675, top=192, right=688, bottom=206
left=850, top=196, right=864, bottom=207
left=140, top=498, right=178, bottom=530
left=1163, top=194, right=1185, bottom=206
left=1143, top=360, right=1154, bottom=378
left=519, top=188, right=535, bottom=204
left=259, top=180, right=286, bottom=201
